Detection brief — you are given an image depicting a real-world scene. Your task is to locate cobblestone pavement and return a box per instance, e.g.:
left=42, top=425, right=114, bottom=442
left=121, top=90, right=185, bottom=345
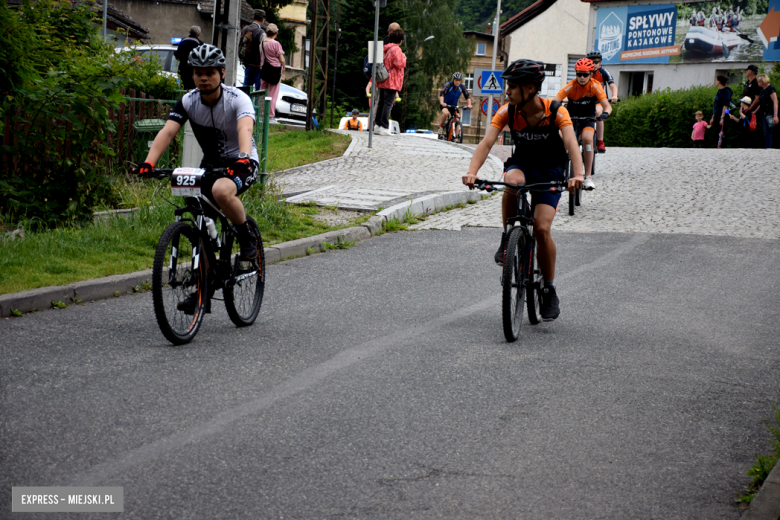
left=275, top=132, right=503, bottom=204
left=412, top=147, right=780, bottom=240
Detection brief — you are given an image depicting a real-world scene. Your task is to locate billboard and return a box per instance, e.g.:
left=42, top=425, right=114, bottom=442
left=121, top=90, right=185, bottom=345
left=595, top=0, right=780, bottom=64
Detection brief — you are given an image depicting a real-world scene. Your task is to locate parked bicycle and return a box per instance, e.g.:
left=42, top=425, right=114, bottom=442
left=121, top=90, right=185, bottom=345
left=566, top=116, right=598, bottom=216
left=440, top=105, right=467, bottom=143
left=474, top=178, right=568, bottom=342
left=141, top=167, right=266, bottom=345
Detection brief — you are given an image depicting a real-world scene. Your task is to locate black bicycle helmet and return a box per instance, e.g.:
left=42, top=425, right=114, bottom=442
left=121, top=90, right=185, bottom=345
left=452, top=72, right=464, bottom=80
left=501, top=59, right=545, bottom=87
left=188, top=44, right=227, bottom=69
left=586, top=50, right=603, bottom=61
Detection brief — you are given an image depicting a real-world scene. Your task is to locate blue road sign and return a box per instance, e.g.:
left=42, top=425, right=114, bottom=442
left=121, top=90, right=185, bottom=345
left=480, top=70, right=503, bottom=94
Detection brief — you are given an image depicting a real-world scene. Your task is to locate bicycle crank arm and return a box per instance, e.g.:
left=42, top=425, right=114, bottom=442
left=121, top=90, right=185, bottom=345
left=229, top=270, right=259, bottom=285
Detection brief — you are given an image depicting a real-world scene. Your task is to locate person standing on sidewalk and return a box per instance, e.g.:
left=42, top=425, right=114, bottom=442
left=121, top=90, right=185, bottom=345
left=742, top=64, right=763, bottom=148
left=259, top=24, right=285, bottom=124
left=709, top=75, right=733, bottom=148
left=240, top=10, right=266, bottom=92
left=174, top=26, right=203, bottom=90
left=374, top=25, right=406, bottom=135
left=757, top=74, right=778, bottom=149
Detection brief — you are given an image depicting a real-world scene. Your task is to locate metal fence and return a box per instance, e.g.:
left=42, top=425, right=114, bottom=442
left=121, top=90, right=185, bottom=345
left=2, top=87, right=271, bottom=184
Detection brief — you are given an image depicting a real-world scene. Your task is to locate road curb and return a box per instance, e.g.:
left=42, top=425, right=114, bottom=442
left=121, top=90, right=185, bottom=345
left=741, top=460, right=780, bottom=519
left=0, top=189, right=484, bottom=318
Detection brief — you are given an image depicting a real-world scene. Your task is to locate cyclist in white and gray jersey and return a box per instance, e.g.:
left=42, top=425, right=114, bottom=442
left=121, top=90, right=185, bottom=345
left=134, top=45, right=260, bottom=298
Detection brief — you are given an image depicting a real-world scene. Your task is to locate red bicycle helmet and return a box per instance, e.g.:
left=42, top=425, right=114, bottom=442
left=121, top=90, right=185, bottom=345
left=574, top=58, right=595, bottom=73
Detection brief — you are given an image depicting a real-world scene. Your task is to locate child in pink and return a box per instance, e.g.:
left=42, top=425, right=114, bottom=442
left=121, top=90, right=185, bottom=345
left=259, top=24, right=285, bottom=122
left=692, top=110, right=711, bottom=148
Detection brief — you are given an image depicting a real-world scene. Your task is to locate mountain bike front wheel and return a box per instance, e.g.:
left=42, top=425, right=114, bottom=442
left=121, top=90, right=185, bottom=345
left=454, top=121, right=463, bottom=143
left=526, top=234, right=542, bottom=325
left=152, top=222, right=207, bottom=345
left=502, top=227, right=526, bottom=342
left=224, top=216, right=265, bottom=327
left=566, top=159, right=576, bottom=216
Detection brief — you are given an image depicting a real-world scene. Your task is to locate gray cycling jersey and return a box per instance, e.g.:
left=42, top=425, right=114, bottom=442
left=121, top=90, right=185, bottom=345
left=168, top=85, right=259, bottom=166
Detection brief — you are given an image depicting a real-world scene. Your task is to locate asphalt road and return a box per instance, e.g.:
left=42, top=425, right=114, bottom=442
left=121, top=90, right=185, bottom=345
left=2, top=228, right=779, bottom=519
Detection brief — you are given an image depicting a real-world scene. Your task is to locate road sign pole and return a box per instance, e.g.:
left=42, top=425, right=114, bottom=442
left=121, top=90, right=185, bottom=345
left=486, top=0, right=501, bottom=130
left=368, top=0, right=380, bottom=149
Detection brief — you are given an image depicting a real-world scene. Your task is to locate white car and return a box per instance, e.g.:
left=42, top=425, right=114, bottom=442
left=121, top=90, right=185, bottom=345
left=115, top=44, right=181, bottom=84
left=236, top=62, right=313, bottom=126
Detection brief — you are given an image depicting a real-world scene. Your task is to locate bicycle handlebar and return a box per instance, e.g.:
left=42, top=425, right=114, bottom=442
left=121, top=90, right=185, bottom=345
left=473, top=179, right=567, bottom=193
left=569, top=116, right=599, bottom=122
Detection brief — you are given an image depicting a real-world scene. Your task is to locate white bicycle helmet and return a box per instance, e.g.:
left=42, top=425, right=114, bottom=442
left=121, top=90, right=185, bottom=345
left=189, top=44, right=226, bottom=69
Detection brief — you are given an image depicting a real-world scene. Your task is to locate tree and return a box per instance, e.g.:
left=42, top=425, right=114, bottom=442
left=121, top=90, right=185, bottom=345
left=327, top=0, right=473, bottom=130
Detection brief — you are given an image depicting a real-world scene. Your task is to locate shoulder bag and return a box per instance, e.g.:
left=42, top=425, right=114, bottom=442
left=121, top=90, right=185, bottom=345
left=261, top=41, right=283, bottom=85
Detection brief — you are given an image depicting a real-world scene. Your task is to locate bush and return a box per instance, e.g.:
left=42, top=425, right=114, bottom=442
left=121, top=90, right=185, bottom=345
left=604, top=84, right=740, bottom=148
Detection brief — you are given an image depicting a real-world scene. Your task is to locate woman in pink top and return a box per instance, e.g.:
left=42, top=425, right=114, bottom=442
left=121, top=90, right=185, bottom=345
left=374, top=27, right=406, bottom=135
left=259, top=24, right=285, bottom=123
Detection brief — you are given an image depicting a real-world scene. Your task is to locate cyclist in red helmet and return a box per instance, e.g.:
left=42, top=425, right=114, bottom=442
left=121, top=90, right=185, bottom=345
left=553, top=57, right=611, bottom=190
left=587, top=51, right=618, bottom=153
left=462, top=59, right=584, bottom=321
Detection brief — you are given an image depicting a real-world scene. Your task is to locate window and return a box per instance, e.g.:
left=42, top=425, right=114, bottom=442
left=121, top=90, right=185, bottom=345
left=464, top=73, right=474, bottom=92
left=538, top=64, right=562, bottom=99
left=304, top=38, right=310, bottom=69
left=476, top=42, right=486, bottom=56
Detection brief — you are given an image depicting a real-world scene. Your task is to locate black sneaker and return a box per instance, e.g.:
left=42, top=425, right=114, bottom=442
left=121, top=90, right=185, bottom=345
left=540, top=285, right=560, bottom=321
left=237, top=232, right=259, bottom=273
left=494, top=232, right=508, bottom=266
left=176, top=293, right=199, bottom=315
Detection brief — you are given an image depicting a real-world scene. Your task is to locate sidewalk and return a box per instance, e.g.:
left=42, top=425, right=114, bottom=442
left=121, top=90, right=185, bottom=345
left=0, top=134, right=499, bottom=318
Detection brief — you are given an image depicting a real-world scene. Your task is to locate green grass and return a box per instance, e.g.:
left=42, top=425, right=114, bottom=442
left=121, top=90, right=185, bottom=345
left=266, top=126, right=351, bottom=172
left=1, top=126, right=360, bottom=295
left=736, top=403, right=780, bottom=506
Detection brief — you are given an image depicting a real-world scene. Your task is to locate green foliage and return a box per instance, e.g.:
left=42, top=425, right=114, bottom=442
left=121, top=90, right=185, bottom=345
left=603, top=84, right=741, bottom=148
left=115, top=48, right=179, bottom=99
left=328, top=0, right=473, bottom=131
left=0, top=0, right=137, bottom=228
left=455, top=0, right=536, bottom=31
left=737, top=403, right=780, bottom=504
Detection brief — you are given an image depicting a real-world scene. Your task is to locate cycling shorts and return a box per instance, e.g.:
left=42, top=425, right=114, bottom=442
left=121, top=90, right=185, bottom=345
left=201, top=159, right=259, bottom=208
left=576, top=121, right=596, bottom=134
left=504, top=158, right=565, bottom=210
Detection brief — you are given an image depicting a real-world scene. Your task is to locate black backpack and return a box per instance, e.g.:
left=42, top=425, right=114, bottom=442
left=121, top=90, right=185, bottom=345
left=507, top=100, right=561, bottom=133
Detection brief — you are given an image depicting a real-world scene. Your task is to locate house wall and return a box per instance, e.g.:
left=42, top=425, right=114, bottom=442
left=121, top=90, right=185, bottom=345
left=504, top=0, right=591, bottom=86
left=112, top=0, right=209, bottom=44
left=278, top=0, right=308, bottom=90
left=584, top=1, right=771, bottom=96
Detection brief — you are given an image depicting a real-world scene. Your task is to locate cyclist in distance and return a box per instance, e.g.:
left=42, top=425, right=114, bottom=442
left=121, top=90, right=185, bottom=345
left=462, top=59, right=584, bottom=321
left=553, top=57, right=612, bottom=191
left=438, top=72, right=473, bottom=138
left=587, top=51, right=618, bottom=153
left=132, top=44, right=260, bottom=311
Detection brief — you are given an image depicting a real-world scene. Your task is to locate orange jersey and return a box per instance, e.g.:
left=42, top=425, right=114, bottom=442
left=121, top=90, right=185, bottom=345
left=491, top=97, right=573, bottom=132
left=491, top=98, right=572, bottom=169
left=556, top=78, right=607, bottom=117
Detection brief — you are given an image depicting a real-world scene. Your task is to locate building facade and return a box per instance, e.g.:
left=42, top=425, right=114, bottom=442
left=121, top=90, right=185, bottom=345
left=583, top=0, right=780, bottom=97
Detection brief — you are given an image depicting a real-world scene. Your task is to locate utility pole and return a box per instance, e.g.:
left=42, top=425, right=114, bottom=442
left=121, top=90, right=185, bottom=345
left=306, top=0, right=331, bottom=130
left=330, top=0, right=343, bottom=129
left=211, top=0, right=241, bottom=86
left=102, top=0, right=108, bottom=41
left=486, top=0, right=501, bottom=130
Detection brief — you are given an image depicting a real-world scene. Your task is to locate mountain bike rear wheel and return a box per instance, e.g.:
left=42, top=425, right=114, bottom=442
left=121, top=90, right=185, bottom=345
left=224, top=216, right=265, bottom=327
left=566, top=159, right=576, bottom=216
left=502, top=227, right=526, bottom=342
left=152, top=222, right=207, bottom=345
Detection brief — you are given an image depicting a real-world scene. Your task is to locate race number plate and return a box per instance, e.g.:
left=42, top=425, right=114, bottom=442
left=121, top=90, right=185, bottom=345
left=171, top=168, right=205, bottom=197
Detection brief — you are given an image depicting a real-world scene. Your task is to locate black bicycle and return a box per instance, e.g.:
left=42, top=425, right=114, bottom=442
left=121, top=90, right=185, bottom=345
left=142, top=167, right=265, bottom=345
left=475, top=178, right=568, bottom=342
left=566, top=116, right=598, bottom=216
left=440, top=105, right=467, bottom=143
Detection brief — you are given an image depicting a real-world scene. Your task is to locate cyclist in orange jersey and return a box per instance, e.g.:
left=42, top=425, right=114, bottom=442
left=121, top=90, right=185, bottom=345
left=553, top=57, right=611, bottom=190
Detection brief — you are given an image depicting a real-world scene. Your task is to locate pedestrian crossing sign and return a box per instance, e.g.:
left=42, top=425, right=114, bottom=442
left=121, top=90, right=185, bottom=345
left=480, top=70, right=503, bottom=94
